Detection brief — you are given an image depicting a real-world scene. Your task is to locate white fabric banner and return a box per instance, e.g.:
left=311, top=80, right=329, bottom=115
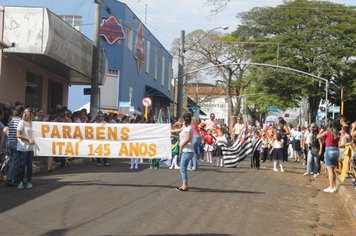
left=33, top=122, right=172, bottom=159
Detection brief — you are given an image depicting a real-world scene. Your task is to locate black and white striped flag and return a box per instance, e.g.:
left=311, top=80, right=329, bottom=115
left=222, top=135, right=253, bottom=168
left=252, top=138, right=262, bottom=156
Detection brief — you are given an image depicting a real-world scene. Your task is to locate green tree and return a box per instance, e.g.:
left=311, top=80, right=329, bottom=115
left=232, top=0, right=356, bottom=121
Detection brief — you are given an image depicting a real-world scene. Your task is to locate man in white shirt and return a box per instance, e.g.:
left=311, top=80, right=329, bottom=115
left=204, top=113, right=217, bottom=131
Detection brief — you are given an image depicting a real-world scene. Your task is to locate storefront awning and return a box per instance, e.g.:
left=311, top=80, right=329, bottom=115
left=145, top=85, right=173, bottom=104
left=3, top=7, right=106, bottom=85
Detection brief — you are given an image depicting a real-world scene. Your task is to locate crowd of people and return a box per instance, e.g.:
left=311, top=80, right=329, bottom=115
left=0, top=102, right=167, bottom=188
left=171, top=112, right=356, bottom=193
left=1, top=102, right=355, bottom=194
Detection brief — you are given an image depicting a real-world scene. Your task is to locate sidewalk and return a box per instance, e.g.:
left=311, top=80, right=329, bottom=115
left=337, top=176, right=356, bottom=219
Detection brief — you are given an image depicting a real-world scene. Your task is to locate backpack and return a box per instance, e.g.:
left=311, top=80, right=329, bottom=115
left=310, top=132, right=320, bottom=156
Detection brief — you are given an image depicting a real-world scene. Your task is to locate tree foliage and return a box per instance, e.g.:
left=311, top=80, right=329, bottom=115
left=171, top=29, right=253, bottom=127
left=232, top=0, right=356, bottom=121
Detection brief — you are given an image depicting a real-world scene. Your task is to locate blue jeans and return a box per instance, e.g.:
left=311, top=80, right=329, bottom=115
left=180, top=152, right=194, bottom=182
left=324, top=146, right=339, bottom=167
left=6, top=141, right=21, bottom=182
left=18, top=151, right=34, bottom=183
left=306, top=150, right=320, bottom=174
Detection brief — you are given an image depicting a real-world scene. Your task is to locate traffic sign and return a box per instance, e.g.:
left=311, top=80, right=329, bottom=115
left=267, top=105, right=278, bottom=112
left=83, top=88, right=91, bottom=95
left=142, top=97, right=152, bottom=107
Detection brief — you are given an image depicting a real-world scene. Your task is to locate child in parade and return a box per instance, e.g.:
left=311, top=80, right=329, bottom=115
left=198, top=122, right=207, bottom=161
left=271, top=132, right=285, bottom=172
left=251, top=131, right=262, bottom=169
left=260, top=132, right=269, bottom=163
left=169, top=136, right=180, bottom=169
left=215, top=128, right=227, bottom=167
left=204, top=129, right=215, bottom=163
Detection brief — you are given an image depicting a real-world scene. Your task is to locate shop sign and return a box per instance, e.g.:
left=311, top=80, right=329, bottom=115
left=100, top=16, right=125, bottom=44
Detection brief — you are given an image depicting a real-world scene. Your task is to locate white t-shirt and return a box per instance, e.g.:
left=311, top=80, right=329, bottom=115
left=293, top=131, right=303, bottom=140
left=179, top=125, right=194, bottom=153
left=274, top=139, right=284, bottom=148
left=305, top=131, right=312, bottom=145
left=204, top=119, right=216, bottom=131
left=216, top=135, right=227, bottom=146
left=17, top=120, right=34, bottom=152
left=234, top=123, right=245, bottom=135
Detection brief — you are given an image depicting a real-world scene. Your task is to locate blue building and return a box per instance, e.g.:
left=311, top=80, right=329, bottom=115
left=99, top=0, right=172, bottom=117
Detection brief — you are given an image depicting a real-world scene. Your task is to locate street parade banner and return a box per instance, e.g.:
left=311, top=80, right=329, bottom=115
left=33, top=122, right=172, bottom=159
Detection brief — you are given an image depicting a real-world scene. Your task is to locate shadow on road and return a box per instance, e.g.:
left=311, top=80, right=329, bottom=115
left=66, top=181, right=266, bottom=195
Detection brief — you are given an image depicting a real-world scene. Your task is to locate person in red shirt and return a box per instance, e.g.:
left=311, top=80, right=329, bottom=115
left=317, top=121, right=340, bottom=193
left=204, top=129, right=215, bottom=163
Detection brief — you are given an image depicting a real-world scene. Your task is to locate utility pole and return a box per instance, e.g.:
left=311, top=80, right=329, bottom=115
left=90, top=0, right=101, bottom=116
left=340, top=86, right=344, bottom=115
left=176, top=30, right=185, bottom=118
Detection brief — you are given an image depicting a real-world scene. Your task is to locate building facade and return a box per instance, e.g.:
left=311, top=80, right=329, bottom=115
left=0, top=6, right=106, bottom=114
left=98, top=0, right=173, bottom=117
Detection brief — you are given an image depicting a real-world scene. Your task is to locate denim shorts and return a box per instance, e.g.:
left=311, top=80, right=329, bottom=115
left=324, top=146, right=339, bottom=167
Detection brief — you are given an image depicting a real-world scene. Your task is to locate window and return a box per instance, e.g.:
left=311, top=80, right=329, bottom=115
left=154, top=48, right=158, bottom=80
left=126, top=26, right=133, bottom=51
left=161, top=56, right=165, bottom=86
left=25, top=72, right=42, bottom=110
left=47, top=80, right=63, bottom=113
left=145, top=41, right=150, bottom=74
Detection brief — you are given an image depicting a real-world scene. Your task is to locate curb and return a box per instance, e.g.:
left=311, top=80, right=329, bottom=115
left=336, top=178, right=356, bottom=219
left=337, top=179, right=356, bottom=219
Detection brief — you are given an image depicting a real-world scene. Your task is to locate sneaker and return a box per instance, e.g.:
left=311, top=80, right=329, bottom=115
left=313, top=174, right=318, bottom=178
left=17, top=182, right=24, bottom=189
left=323, top=186, right=336, bottom=193
left=134, top=166, right=138, bottom=169
left=273, top=168, right=279, bottom=172
left=280, top=169, right=285, bottom=172
left=175, top=166, right=180, bottom=170
left=303, top=172, right=309, bottom=176
left=26, top=182, right=33, bottom=189
left=129, top=166, right=133, bottom=169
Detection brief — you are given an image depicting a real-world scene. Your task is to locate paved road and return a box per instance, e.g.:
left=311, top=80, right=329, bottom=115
left=0, top=159, right=355, bottom=235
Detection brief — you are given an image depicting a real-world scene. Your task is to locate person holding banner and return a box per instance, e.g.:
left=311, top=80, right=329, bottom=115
left=16, top=108, right=35, bottom=189
left=95, top=111, right=110, bottom=167
left=176, top=113, right=194, bottom=192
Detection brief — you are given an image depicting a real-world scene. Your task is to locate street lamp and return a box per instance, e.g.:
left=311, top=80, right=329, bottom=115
left=176, top=26, right=228, bottom=118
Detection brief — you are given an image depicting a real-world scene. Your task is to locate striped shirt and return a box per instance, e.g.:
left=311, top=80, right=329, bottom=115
left=7, top=117, right=21, bottom=142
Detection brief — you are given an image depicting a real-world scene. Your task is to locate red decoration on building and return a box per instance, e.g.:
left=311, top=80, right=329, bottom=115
left=134, top=24, right=145, bottom=73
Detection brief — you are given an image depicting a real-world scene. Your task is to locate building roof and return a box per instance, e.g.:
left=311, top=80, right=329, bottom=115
left=186, top=83, right=237, bottom=96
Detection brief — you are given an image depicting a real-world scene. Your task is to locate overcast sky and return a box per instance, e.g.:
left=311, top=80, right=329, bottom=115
left=0, top=0, right=354, bottom=110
